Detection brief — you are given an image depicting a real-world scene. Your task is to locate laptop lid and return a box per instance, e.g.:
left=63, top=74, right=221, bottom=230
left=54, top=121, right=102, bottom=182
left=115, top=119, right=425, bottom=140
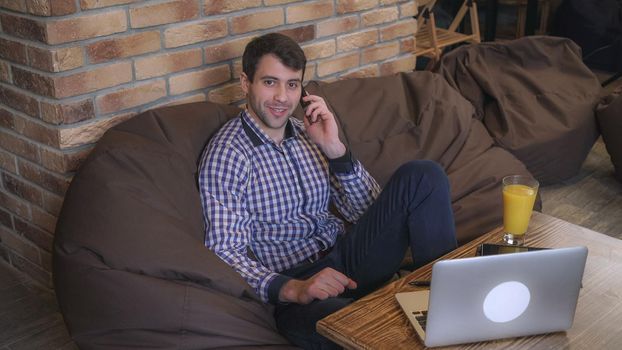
left=397, top=246, right=588, bottom=347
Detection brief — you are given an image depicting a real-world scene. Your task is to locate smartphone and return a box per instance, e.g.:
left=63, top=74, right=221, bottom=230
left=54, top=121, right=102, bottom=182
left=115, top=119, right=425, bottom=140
left=300, top=87, right=310, bottom=110
left=300, top=87, right=316, bottom=124
left=476, top=243, right=548, bottom=256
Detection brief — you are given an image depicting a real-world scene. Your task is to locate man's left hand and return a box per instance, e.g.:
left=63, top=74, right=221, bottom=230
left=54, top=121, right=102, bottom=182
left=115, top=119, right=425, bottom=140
left=301, top=94, right=346, bottom=159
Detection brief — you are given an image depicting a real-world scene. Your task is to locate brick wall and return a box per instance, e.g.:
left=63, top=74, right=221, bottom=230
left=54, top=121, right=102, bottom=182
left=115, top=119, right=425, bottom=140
left=0, top=0, right=417, bottom=287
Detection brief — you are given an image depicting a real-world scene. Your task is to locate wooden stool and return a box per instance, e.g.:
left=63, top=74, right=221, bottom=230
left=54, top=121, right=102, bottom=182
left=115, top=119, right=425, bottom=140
left=414, top=0, right=481, bottom=69
left=499, top=0, right=550, bottom=37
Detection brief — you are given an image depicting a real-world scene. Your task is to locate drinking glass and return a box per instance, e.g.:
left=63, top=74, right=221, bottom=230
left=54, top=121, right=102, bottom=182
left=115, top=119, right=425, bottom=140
left=502, top=175, right=539, bottom=246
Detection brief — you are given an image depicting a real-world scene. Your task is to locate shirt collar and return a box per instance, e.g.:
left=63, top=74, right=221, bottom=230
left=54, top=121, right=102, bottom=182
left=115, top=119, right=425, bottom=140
left=240, top=110, right=300, bottom=147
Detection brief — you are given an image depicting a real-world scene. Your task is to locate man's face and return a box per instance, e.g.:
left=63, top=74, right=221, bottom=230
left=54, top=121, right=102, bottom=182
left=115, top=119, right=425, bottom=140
left=241, top=54, right=303, bottom=141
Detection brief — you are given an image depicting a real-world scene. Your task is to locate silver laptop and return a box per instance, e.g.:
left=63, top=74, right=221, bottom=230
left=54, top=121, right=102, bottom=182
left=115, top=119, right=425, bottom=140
left=395, top=246, right=588, bottom=347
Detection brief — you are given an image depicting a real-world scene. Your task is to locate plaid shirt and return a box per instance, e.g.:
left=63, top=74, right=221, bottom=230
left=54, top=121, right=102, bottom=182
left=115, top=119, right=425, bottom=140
left=198, top=111, right=380, bottom=303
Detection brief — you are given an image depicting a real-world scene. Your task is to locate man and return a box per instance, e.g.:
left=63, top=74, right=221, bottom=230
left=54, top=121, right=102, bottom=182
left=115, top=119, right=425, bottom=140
left=198, top=33, right=457, bottom=349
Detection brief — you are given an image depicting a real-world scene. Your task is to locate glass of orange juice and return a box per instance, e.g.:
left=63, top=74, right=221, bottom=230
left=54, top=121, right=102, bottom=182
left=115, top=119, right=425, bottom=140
left=502, top=175, right=539, bottom=246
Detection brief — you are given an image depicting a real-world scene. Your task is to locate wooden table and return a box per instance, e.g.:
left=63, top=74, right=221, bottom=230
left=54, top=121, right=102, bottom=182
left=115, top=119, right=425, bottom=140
left=317, top=212, right=622, bottom=349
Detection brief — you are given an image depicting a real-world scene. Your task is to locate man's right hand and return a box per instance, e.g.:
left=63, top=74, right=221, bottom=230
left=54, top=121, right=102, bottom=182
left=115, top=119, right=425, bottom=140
left=278, top=267, right=357, bottom=304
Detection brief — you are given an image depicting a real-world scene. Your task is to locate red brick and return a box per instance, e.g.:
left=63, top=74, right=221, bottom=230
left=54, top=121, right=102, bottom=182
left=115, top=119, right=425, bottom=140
left=400, top=1, right=416, bottom=18
left=96, top=79, right=167, bottom=114
left=337, top=29, right=378, bottom=52
left=316, top=16, right=359, bottom=38
left=278, top=25, right=315, bottom=44
left=130, top=0, right=199, bottom=29
left=169, top=64, right=231, bottom=95
left=362, top=41, right=400, bottom=64
left=0, top=61, right=10, bottom=83
left=380, top=18, right=416, bottom=41
left=47, top=46, right=85, bottom=72
left=204, top=36, right=254, bottom=64
left=58, top=112, right=134, bottom=149
left=7, top=250, right=51, bottom=288
left=0, top=130, right=39, bottom=163
left=207, top=83, right=245, bottom=105
left=80, top=0, right=140, bottom=9
left=0, top=14, right=46, bottom=43
left=2, top=172, right=43, bottom=207
left=317, top=52, right=360, bottom=77
left=134, top=49, right=203, bottom=80
left=379, top=55, right=416, bottom=75
left=0, top=107, right=13, bottom=129
left=0, top=85, right=40, bottom=117
left=204, top=0, right=261, bottom=15
left=55, top=61, right=133, bottom=98
left=0, top=245, right=8, bottom=263
left=39, top=99, right=95, bottom=125
left=231, top=8, right=284, bottom=34
left=0, top=226, right=40, bottom=264
left=27, top=46, right=84, bottom=72
left=31, top=206, right=57, bottom=238
left=17, top=159, right=70, bottom=196
left=287, top=0, right=334, bottom=24
left=232, top=59, right=242, bottom=78
left=13, top=216, right=52, bottom=251
left=0, top=207, right=11, bottom=228
left=361, top=7, right=399, bottom=26
left=150, top=93, right=206, bottom=109
left=0, top=38, right=28, bottom=65
left=11, top=66, right=55, bottom=99
left=39, top=146, right=92, bottom=173
left=46, top=10, right=128, bottom=45
left=336, top=0, right=378, bottom=14
left=0, top=148, right=17, bottom=174
left=264, top=0, right=299, bottom=3
left=0, top=189, right=30, bottom=219
left=27, top=0, right=77, bottom=16
left=39, top=249, right=52, bottom=273
left=11, top=113, right=59, bottom=147
left=303, top=40, right=336, bottom=60
left=400, top=37, right=415, bottom=54
left=163, top=18, right=227, bottom=48
left=87, top=31, right=161, bottom=64
left=0, top=0, right=27, bottom=12
left=304, top=62, right=316, bottom=82
left=41, top=191, right=63, bottom=216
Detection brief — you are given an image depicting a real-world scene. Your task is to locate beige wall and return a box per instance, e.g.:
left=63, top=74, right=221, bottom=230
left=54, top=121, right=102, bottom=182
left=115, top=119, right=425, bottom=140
left=0, top=0, right=418, bottom=287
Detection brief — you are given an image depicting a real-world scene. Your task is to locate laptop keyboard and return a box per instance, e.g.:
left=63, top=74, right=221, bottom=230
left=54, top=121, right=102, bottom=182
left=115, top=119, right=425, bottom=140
left=412, top=310, right=428, bottom=331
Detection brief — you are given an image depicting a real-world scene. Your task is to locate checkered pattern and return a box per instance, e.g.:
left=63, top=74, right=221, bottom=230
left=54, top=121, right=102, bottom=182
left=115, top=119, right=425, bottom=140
left=198, top=111, right=380, bottom=303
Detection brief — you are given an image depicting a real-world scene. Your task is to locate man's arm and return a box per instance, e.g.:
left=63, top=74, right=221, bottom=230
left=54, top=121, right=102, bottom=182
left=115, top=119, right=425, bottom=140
left=328, top=154, right=380, bottom=223
left=302, top=93, right=380, bottom=223
left=198, top=142, right=282, bottom=303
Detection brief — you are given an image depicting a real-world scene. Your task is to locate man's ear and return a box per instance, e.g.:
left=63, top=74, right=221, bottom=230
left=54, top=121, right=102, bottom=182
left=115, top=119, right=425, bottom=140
left=240, top=72, right=250, bottom=94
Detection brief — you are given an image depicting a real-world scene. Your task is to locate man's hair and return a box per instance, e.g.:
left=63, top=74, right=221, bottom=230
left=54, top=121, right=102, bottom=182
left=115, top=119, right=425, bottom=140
left=242, top=33, right=307, bottom=82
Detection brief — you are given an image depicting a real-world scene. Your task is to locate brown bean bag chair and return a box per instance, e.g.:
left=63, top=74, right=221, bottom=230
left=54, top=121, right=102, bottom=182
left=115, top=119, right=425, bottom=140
left=54, top=72, right=532, bottom=348
left=596, top=86, right=622, bottom=182
left=54, top=102, right=296, bottom=349
left=435, top=36, right=602, bottom=185
left=302, top=71, right=532, bottom=244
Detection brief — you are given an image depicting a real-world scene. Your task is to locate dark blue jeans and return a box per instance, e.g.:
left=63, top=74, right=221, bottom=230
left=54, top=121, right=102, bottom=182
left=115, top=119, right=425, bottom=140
left=274, top=160, right=458, bottom=349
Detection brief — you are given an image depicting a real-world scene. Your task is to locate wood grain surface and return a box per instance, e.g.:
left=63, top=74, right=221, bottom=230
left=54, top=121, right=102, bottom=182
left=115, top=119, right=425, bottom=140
left=317, top=212, right=622, bottom=349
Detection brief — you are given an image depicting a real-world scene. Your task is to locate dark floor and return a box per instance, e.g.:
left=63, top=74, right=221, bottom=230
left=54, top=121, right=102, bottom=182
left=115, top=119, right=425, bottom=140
left=0, top=261, right=75, bottom=349
left=539, top=70, right=622, bottom=239
left=541, top=139, right=622, bottom=239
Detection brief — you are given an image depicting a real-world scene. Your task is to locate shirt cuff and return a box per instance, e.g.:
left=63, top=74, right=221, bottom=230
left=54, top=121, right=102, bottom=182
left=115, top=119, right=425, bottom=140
left=328, top=149, right=354, bottom=174
left=267, top=274, right=293, bottom=304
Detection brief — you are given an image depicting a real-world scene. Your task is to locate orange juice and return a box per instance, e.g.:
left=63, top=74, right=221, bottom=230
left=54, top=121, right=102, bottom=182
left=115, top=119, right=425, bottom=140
left=503, top=184, right=537, bottom=236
